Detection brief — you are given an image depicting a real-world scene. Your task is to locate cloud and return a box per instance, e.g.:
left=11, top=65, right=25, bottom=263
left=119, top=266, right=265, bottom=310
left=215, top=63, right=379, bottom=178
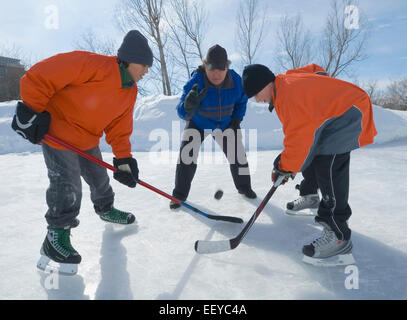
left=228, top=52, right=242, bottom=63
left=377, top=23, right=392, bottom=29
left=375, top=46, right=394, bottom=54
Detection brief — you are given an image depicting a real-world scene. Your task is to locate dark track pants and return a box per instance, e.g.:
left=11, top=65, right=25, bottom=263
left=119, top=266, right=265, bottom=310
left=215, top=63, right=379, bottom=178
left=172, top=121, right=252, bottom=201
left=300, top=152, right=352, bottom=240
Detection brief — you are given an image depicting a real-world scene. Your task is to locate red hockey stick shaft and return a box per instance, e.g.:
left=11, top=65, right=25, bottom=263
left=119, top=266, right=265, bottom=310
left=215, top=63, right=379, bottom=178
left=43, top=134, right=243, bottom=224
left=44, top=134, right=178, bottom=203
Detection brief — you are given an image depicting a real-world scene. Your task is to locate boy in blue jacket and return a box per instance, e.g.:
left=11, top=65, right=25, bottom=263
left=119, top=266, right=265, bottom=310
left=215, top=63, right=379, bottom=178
left=170, top=45, right=256, bottom=209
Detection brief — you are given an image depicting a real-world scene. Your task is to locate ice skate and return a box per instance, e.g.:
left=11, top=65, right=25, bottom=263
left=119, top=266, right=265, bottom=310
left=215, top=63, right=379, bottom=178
left=302, top=223, right=355, bottom=267
left=285, top=194, right=319, bottom=216
left=302, top=251, right=355, bottom=267
left=99, top=207, right=136, bottom=225
left=37, top=228, right=81, bottom=276
left=169, top=200, right=181, bottom=210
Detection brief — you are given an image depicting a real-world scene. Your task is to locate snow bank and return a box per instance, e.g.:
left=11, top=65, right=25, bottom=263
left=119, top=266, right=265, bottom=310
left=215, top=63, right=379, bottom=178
left=0, top=96, right=406, bottom=155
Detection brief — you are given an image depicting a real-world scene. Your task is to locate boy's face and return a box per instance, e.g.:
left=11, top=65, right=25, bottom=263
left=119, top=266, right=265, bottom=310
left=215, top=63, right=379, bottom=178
left=205, top=66, right=228, bottom=86
left=254, top=83, right=273, bottom=103
left=127, top=63, right=149, bottom=83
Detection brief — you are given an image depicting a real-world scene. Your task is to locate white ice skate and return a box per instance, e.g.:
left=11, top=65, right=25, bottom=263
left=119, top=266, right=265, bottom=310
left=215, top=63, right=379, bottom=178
left=285, top=194, right=319, bottom=216
left=302, top=253, right=355, bottom=267
left=302, top=226, right=355, bottom=267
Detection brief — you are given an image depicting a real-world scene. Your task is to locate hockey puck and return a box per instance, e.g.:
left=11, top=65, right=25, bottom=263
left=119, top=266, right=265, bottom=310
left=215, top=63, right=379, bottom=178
left=214, top=190, right=224, bottom=200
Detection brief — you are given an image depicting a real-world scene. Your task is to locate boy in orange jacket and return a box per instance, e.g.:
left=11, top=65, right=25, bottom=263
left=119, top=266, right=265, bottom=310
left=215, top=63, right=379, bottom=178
left=12, top=30, right=152, bottom=273
left=242, top=64, right=377, bottom=266
left=283, top=64, right=330, bottom=216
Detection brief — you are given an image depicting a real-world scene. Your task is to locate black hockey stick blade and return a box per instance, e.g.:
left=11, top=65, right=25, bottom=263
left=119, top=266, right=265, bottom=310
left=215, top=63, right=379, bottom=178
left=194, top=176, right=284, bottom=254
left=205, top=214, right=243, bottom=224
left=181, top=201, right=243, bottom=224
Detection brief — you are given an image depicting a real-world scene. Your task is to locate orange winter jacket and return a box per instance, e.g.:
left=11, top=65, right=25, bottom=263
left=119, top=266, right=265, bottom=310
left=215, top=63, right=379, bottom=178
left=285, top=63, right=330, bottom=76
left=272, top=64, right=377, bottom=173
left=20, top=51, right=138, bottom=159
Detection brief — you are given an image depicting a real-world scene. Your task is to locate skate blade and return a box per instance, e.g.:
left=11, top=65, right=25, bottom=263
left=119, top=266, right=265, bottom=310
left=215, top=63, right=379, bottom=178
left=37, top=255, right=78, bottom=276
left=285, top=208, right=317, bottom=216
left=302, top=253, right=355, bottom=267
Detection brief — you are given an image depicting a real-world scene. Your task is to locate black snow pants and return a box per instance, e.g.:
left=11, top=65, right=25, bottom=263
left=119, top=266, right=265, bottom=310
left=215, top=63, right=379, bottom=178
left=172, top=121, right=252, bottom=201
left=299, top=152, right=352, bottom=240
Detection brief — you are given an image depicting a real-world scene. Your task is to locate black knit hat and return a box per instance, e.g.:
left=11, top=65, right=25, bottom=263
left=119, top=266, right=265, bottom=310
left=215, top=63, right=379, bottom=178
left=242, top=64, right=276, bottom=98
left=117, top=30, right=153, bottom=67
left=203, top=44, right=230, bottom=70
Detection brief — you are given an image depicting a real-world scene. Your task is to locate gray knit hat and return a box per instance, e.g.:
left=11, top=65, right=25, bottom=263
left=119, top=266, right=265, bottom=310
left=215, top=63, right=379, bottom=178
left=117, top=30, right=153, bottom=67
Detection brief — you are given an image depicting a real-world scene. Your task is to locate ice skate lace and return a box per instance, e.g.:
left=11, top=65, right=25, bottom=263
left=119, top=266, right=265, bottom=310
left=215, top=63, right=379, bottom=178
left=102, top=208, right=129, bottom=224
left=312, top=228, right=336, bottom=249
left=293, top=197, right=306, bottom=207
left=52, top=230, right=75, bottom=257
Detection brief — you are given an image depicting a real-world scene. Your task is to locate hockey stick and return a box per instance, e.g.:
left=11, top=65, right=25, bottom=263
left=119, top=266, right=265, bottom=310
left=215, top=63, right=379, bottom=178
left=194, top=176, right=285, bottom=254
left=43, top=134, right=243, bottom=224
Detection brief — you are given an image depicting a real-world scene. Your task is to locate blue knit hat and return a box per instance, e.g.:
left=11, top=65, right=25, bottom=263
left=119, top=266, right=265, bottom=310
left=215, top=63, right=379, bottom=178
left=117, top=30, right=153, bottom=67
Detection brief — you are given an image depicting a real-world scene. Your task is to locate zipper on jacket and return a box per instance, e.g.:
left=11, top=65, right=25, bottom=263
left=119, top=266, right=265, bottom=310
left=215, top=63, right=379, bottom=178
left=217, top=87, right=222, bottom=128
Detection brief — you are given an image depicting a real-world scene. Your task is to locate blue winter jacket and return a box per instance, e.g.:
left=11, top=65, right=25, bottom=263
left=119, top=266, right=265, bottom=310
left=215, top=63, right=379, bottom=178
left=177, top=67, right=248, bottom=131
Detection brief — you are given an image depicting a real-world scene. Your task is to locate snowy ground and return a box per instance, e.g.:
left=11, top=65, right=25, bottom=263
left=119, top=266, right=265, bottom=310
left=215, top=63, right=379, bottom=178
left=1, top=97, right=407, bottom=299
left=1, top=142, right=406, bottom=300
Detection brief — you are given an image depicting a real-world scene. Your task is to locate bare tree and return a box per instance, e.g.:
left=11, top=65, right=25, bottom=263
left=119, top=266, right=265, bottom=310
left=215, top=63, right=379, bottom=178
left=0, top=43, right=29, bottom=101
left=319, top=0, right=369, bottom=77
left=275, top=14, right=314, bottom=70
left=73, top=28, right=117, bottom=55
left=0, top=42, right=35, bottom=69
left=165, top=13, right=193, bottom=79
left=354, top=78, right=407, bottom=110
left=117, top=0, right=172, bottom=95
left=235, top=0, right=267, bottom=66
left=164, top=0, right=208, bottom=83
left=362, top=80, right=382, bottom=105
left=383, top=78, right=407, bottom=110
left=353, top=78, right=384, bottom=105
left=169, top=0, right=208, bottom=60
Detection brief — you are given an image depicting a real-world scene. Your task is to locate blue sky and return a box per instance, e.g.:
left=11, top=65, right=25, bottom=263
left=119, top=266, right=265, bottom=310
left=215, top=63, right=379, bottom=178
left=0, top=0, right=406, bottom=91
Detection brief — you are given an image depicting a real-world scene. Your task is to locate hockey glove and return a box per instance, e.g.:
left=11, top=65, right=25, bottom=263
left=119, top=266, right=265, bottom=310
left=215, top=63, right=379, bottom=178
left=272, top=153, right=296, bottom=185
left=184, top=84, right=208, bottom=113
left=113, top=157, right=139, bottom=188
left=227, top=117, right=241, bottom=130
left=12, top=102, right=51, bottom=144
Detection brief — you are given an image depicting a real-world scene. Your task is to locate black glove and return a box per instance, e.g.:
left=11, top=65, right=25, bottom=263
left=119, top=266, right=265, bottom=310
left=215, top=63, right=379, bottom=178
left=113, top=157, right=139, bottom=188
left=268, top=100, right=275, bottom=113
left=227, top=117, right=241, bottom=130
left=12, top=101, right=51, bottom=144
left=184, top=84, right=208, bottom=113
left=271, top=153, right=296, bottom=185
